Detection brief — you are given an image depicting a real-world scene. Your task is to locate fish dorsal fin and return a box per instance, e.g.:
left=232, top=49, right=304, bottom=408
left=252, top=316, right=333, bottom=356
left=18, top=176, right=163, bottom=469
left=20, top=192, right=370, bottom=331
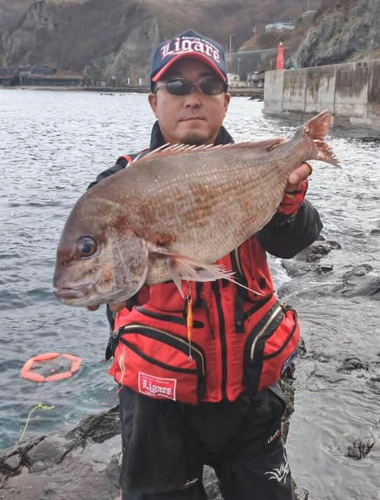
left=130, top=138, right=288, bottom=165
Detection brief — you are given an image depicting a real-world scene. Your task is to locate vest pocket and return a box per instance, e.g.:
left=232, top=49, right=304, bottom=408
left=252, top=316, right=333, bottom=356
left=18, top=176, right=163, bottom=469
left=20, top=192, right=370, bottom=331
left=243, top=302, right=300, bottom=393
left=109, top=324, right=206, bottom=405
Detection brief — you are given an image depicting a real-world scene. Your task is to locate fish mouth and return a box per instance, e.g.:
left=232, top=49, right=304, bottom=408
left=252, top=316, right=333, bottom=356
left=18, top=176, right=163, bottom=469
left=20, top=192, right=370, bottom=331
left=53, top=284, right=92, bottom=304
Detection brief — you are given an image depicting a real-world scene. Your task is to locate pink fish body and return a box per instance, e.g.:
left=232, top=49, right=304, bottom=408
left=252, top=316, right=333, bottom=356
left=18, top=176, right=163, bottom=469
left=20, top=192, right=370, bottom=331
left=53, top=110, right=338, bottom=307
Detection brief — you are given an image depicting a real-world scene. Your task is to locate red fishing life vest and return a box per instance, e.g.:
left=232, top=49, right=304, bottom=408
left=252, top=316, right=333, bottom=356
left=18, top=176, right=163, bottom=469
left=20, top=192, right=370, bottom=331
left=108, top=235, right=300, bottom=405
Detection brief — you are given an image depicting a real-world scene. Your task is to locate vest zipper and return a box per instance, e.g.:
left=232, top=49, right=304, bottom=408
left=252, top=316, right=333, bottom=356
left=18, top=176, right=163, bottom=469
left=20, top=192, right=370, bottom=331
left=136, top=306, right=204, bottom=328
left=118, top=323, right=205, bottom=377
left=120, top=338, right=198, bottom=375
left=212, top=282, right=227, bottom=400
left=263, top=310, right=298, bottom=360
left=250, top=305, right=283, bottom=361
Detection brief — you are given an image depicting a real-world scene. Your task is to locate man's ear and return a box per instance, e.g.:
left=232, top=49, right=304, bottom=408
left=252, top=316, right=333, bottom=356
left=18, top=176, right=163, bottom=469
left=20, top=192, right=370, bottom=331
left=148, top=93, right=158, bottom=116
left=224, top=92, right=231, bottom=115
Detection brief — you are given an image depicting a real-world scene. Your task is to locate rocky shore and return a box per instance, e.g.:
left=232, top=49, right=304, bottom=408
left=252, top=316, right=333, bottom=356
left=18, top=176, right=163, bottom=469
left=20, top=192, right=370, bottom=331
left=1, top=237, right=378, bottom=500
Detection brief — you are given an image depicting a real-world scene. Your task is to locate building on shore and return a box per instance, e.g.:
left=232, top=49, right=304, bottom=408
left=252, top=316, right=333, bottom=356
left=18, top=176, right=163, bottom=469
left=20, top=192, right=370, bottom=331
left=227, top=73, right=247, bottom=87
left=0, top=66, right=84, bottom=87
left=247, top=71, right=266, bottom=88
left=0, top=68, right=15, bottom=86
left=265, top=22, right=296, bottom=32
left=24, top=74, right=84, bottom=87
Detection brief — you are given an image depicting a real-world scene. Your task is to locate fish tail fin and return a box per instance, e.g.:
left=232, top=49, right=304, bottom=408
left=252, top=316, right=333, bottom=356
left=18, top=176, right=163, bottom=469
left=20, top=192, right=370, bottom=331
left=303, top=110, right=340, bottom=166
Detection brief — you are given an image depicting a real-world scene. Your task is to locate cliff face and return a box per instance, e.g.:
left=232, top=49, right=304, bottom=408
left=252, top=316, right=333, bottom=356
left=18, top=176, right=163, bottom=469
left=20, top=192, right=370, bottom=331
left=0, top=0, right=205, bottom=83
left=0, top=0, right=36, bottom=32
left=0, top=0, right=320, bottom=83
left=296, top=0, right=380, bottom=68
left=1, top=0, right=380, bottom=83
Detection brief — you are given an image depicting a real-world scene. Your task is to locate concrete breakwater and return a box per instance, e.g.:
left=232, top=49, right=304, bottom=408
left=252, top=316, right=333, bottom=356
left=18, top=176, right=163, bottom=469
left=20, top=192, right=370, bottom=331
left=264, top=60, right=380, bottom=132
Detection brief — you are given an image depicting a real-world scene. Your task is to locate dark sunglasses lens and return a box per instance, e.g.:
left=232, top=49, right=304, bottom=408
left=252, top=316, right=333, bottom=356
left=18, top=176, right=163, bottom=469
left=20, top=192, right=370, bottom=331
left=166, top=79, right=193, bottom=96
left=199, top=79, right=226, bottom=95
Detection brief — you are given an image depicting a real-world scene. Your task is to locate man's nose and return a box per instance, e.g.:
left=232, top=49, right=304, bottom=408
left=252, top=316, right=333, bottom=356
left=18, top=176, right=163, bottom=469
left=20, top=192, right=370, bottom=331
left=184, top=86, right=202, bottom=106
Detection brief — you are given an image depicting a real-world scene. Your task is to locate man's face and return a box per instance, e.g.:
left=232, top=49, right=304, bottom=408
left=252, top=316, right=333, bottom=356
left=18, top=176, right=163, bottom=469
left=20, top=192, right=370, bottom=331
left=148, top=59, right=231, bottom=146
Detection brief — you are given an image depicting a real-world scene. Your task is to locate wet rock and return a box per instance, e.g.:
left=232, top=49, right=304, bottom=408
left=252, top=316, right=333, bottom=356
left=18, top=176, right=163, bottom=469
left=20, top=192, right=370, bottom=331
left=347, top=438, right=375, bottom=460
left=337, top=357, right=369, bottom=373
left=1, top=455, right=20, bottom=474
left=66, top=405, right=120, bottom=445
left=342, top=264, right=373, bottom=280
left=105, top=455, right=122, bottom=489
left=317, top=264, right=334, bottom=274
left=311, top=353, right=331, bottom=364
left=0, top=408, right=121, bottom=500
left=338, top=266, right=380, bottom=298
left=294, top=240, right=341, bottom=263
left=293, top=483, right=310, bottom=500
left=27, top=438, right=67, bottom=472
left=280, top=240, right=339, bottom=280
left=281, top=260, right=313, bottom=278
left=280, top=372, right=295, bottom=442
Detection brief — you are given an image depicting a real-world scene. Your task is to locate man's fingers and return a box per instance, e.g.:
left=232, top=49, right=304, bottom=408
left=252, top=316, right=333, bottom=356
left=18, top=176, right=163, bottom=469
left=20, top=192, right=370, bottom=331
left=109, top=302, right=126, bottom=313
left=287, top=162, right=313, bottom=186
left=87, top=304, right=100, bottom=311
left=87, top=302, right=126, bottom=313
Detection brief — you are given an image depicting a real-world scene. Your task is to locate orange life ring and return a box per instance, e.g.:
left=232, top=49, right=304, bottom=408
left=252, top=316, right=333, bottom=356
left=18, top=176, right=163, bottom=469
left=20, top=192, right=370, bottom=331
left=20, top=352, right=82, bottom=382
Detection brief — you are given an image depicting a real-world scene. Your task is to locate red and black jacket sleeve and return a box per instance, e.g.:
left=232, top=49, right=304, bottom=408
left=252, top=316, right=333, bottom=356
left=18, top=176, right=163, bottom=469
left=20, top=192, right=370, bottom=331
left=87, top=155, right=134, bottom=190
left=257, top=198, right=323, bottom=259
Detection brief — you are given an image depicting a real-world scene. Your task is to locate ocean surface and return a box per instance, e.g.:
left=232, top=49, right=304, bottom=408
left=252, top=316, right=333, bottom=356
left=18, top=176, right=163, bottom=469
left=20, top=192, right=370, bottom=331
left=1, top=88, right=380, bottom=499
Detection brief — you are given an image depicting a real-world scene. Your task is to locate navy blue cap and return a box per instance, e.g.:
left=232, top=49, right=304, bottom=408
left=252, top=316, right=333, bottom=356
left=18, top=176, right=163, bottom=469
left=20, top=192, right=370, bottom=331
left=150, top=29, right=228, bottom=91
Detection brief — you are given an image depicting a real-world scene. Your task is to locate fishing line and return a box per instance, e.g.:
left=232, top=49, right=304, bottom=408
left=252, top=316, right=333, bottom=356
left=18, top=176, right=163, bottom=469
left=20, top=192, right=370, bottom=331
left=18, top=403, right=55, bottom=443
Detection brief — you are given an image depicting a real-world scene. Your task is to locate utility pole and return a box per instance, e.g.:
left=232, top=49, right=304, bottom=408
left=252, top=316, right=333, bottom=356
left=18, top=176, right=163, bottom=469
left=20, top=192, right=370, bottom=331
left=229, top=33, right=235, bottom=54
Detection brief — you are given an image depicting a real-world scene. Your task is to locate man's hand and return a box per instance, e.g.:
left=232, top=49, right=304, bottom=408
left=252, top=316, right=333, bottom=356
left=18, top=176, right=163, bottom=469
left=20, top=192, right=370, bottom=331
left=87, top=305, right=100, bottom=311
left=286, top=162, right=313, bottom=193
left=109, top=302, right=127, bottom=313
left=86, top=302, right=126, bottom=313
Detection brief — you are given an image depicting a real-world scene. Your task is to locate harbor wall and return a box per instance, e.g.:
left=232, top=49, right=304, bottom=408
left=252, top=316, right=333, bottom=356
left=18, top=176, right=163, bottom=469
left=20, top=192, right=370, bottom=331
left=264, top=60, right=380, bottom=132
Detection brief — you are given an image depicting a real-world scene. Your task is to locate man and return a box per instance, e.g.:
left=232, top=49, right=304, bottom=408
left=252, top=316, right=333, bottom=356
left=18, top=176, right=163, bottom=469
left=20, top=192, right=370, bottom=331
left=89, top=30, right=322, bottom=500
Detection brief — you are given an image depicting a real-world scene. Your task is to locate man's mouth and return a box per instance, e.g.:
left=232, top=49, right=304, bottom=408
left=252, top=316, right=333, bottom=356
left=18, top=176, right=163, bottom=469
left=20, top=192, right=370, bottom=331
left=181, top=117, right=205, bottom=122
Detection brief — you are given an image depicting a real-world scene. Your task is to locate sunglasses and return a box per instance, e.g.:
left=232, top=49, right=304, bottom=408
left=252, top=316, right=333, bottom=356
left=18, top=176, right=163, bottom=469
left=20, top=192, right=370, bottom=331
left=154, top=78, right=228, bottom=96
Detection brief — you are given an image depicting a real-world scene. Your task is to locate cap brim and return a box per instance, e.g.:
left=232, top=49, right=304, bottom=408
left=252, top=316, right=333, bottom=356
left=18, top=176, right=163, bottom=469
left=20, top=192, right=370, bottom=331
left=152, top=52, right=227, bottom=83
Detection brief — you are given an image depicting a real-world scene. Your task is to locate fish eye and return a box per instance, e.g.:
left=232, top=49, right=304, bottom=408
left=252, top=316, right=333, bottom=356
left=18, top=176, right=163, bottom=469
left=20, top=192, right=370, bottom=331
left=76, top=237, right=97, bottom=258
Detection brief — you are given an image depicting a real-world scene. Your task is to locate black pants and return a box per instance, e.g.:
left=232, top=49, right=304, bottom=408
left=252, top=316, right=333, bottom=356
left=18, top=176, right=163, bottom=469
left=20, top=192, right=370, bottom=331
left=119, top=385, right=294, bottom=500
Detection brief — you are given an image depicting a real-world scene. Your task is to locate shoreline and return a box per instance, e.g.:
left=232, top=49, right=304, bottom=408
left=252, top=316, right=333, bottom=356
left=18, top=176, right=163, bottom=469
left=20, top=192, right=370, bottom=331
left=0, top=84, right=264, bottom=99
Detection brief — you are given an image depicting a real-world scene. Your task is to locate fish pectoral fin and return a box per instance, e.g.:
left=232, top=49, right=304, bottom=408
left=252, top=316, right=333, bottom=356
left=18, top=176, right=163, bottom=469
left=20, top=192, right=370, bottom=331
left=167, top=257, right=234, bottom=298
left=168, top=256, right=236, bottom=297
left=148, top=244, right=265, bottom=297
left=169, top=255, right=235, bottom=282
left=147, top=244, right=235, bottom=296
left=169, top=255, right=266, bottom=297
